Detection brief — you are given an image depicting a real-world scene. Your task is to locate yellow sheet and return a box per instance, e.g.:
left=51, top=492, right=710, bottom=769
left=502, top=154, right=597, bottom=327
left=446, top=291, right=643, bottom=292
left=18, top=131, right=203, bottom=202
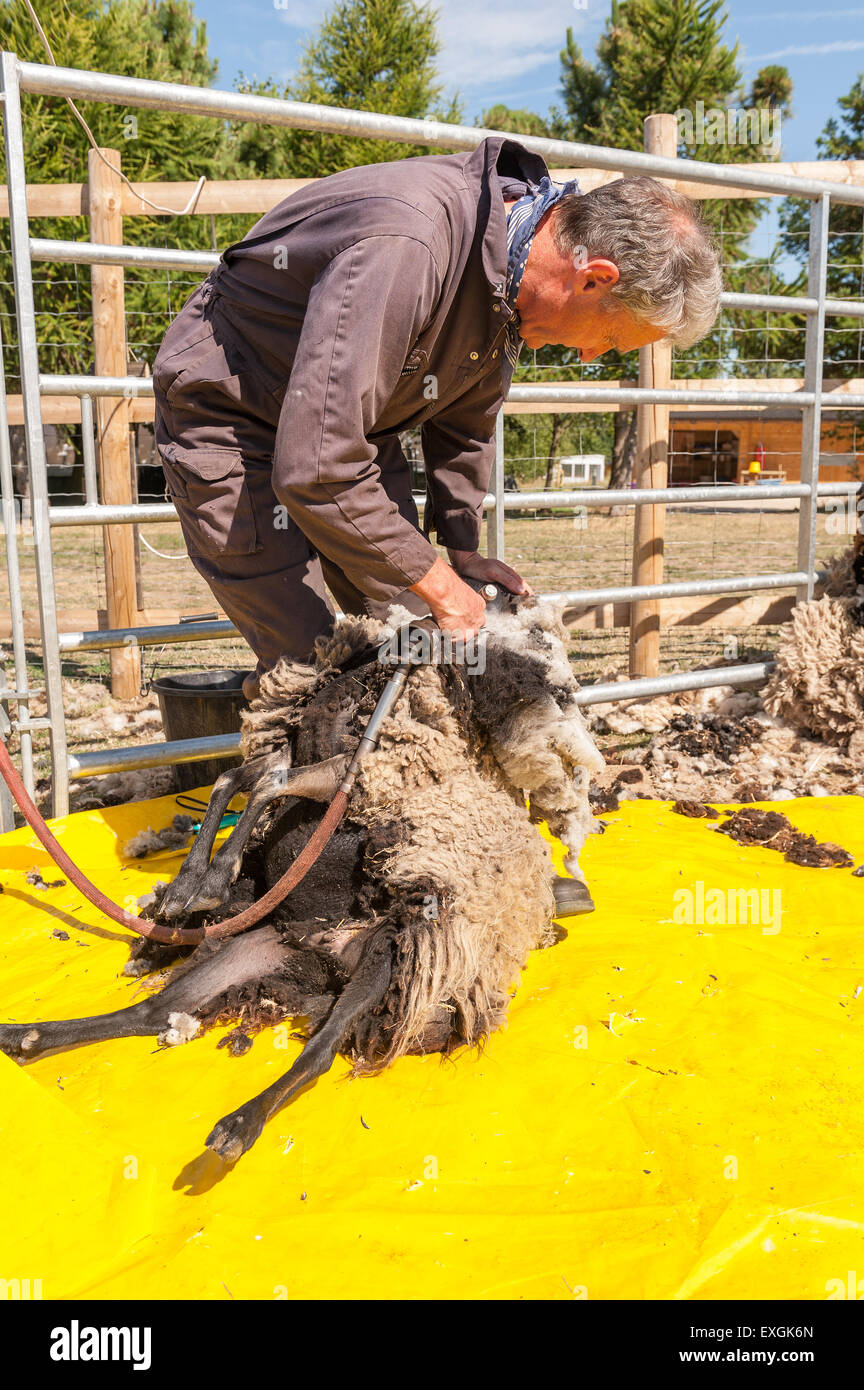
left=0, top=789, right=862, bottom=1300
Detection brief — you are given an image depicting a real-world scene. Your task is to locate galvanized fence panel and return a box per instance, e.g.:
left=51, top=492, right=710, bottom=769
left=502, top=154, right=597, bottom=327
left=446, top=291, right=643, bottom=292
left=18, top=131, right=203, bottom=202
left=1, top=51, right=863, bottom=813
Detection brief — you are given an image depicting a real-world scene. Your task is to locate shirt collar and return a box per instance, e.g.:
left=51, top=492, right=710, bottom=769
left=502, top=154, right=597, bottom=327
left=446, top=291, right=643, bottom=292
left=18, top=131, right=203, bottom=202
left=465, top=136, right=553, bottom=303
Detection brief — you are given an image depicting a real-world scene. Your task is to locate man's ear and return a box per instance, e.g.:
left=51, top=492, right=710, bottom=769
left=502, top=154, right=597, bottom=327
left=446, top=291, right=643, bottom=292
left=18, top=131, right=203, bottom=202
left=573, top=257, right=619, bottom=294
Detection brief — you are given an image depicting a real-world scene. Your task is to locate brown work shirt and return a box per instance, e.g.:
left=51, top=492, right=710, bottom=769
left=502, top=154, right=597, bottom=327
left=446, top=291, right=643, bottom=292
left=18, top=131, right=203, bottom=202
left=153, top=136, right=551, bottom=600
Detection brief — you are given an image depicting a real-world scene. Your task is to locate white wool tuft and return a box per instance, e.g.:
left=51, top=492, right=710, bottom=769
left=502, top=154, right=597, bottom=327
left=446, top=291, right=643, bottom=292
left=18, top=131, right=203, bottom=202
left=157, top=1012, right=201, bottom=1047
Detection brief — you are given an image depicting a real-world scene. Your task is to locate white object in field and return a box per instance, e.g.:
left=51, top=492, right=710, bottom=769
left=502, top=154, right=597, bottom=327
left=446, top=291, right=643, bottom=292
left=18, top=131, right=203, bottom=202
left=558, top=454, right=606, bottom=485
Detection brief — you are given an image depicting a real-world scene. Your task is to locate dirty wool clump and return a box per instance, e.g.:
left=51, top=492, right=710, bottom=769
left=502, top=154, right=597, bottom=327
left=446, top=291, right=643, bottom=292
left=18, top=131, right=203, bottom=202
left=586, top=683, right=863, bottom=805
left=25, top=870, right=67, bottom=890
left=582, top=537, right=864, bottom=804
left=761, top=530, right=864, bottom=751
left=123, top=814, right=195, bottom=859
left=672, top=799, right=720, bottom=819
left=716, top=808, right=854, bottom=868
left=29, top=678, right=172, bottom=813
left=71, top=768, right=176, bottom=813
left=665, top=712, right=765, bottom=759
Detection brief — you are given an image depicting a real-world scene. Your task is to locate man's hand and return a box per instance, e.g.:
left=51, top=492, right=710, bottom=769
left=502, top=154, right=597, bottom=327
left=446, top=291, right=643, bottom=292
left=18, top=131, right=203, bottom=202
left=408, top=550, right=533, bottom=639
left=408, top=556, right=487, bottom=639
left=447, top=548, right=534, bottom=597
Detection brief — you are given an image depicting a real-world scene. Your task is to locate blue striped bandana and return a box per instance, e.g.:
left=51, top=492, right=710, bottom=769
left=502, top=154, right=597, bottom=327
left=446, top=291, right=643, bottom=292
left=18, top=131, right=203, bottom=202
left=504, top=174, right=580, bottom=366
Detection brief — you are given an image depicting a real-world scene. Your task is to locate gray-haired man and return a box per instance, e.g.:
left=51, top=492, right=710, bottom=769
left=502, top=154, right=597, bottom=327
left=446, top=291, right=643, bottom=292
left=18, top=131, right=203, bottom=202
left=153, top=137, right=721, bottom=694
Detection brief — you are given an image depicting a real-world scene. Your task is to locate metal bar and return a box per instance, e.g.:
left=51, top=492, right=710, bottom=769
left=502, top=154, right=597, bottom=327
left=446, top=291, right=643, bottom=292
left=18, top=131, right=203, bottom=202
left=32, top=248, right=863, bottom=321
left=722, top=292, right=863, bottom=319
left=823, top=296, right=864, bottom=321
left=573, top=662, right=774, bottom=707
left=0, top=659, right=16, bottom=832
left=56, top=574, right=810, bottom=657
left=41, top=373, right=154, bottom=398
left=720, top=291, right=818, bottom=315
left=68, top=657, right=778, bottom=780
left=0, top=771, right=14, bottom=834
left=30, top=237, right=219, bottom=272
left=25, top=242, right=864, bottom=324
left=508, top=385, right=821, bottom=407
left=487, top=412, right=505, bottom=560
left=545, top=571, right=808, bottom=609
left=59, top=618, right=239, bottom=652
left=47, top=479, right=861, bottom=528
left=51, top=501, right=177, bottom=525
left=17, top=59, right=864, bottom=206
left=1, top=52, right=69, bottom=816
left=502, top=482, right=849, bottom=508
left=68, top=732, right=241, bottom=779
left=797, top=194, right=830, bottom=601
left=0, top=321, right=35, bottom=797
left=79, top=393, right=98, bottom=505
left=37, top=373, right=864, bottom=411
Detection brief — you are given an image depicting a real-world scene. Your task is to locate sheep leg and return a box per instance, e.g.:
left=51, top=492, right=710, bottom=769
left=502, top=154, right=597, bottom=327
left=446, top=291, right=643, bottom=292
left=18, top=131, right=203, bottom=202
left=0, top=926, right=288, bottom=1062
left=205, top=929, right=394, bottom=1162
left=178, top=754, right=349, bottom=917
left=157, top=752, right=284, bottom=920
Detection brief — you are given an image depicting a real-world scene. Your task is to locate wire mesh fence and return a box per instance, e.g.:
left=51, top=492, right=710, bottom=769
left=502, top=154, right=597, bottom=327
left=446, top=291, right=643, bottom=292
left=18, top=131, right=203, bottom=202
left=2, top=209, right=863, bottom=684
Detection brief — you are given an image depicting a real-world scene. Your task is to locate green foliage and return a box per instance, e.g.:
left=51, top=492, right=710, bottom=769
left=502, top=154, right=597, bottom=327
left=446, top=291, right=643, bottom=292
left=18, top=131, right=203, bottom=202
left=0, top=1, right=226, bottom=183
left=535, top=1, right=793, bottom=389
left=554, top=0, right=741, bottom=152
left=231, top=0, right=461, bottom=179
left=477, top=105, right=553, bottom=139
left=0, top=0, right=461, bottom=384
left=0, top=0, right=247, bottom=383
left=777, top=74, right=864, bottom=377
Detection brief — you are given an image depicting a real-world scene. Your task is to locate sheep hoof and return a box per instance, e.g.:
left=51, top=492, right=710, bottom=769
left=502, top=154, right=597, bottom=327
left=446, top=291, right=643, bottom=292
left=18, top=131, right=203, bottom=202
left=181, top=892, right=223, bottom=917
left=205, top=1104, right=266, bottom=1163
left=155, top=888, right=192, bottom=921
left=0, top=1024, right=38, bottom=1061
left=552, top=877, right=595, bottom=918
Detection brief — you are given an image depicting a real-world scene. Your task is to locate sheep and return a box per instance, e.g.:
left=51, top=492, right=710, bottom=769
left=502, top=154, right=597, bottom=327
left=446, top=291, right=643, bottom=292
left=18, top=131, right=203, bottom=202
left=761, top=531, right=864, bottom=753
left=0, top=595, right=604, bottom=1163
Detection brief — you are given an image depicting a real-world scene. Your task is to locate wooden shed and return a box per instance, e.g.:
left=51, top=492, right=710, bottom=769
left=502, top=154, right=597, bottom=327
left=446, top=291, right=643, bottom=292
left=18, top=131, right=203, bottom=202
left=669, top=409, right=863, bottom=486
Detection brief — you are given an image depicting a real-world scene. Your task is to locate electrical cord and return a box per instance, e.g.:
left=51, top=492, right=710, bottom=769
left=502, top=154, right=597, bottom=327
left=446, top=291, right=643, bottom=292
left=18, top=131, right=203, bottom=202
left=22, top=0, right=207, bottom=218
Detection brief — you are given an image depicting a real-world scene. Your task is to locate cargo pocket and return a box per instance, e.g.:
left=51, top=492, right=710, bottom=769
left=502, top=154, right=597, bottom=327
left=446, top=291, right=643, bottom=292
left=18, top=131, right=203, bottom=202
left=158, top=443, right=259, bottom=558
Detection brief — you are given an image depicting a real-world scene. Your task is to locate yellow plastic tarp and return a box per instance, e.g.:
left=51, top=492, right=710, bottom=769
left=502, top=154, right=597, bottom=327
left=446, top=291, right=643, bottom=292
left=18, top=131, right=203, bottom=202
left=0, top=789, right=862, bottom=1300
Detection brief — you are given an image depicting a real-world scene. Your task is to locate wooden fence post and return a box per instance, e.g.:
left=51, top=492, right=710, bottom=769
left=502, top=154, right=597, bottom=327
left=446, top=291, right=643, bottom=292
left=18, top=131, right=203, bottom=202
left=88, top=146, right=140, bottom=699
left=629, top=113, right=677, bottom=678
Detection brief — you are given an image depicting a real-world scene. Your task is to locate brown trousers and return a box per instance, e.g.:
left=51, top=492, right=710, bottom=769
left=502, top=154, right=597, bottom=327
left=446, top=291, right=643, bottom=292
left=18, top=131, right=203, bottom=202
left=155, top=410, right=428, bottom=679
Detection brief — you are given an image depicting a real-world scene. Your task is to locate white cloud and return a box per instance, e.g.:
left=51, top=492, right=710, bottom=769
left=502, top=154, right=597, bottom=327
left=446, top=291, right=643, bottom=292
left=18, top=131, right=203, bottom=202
left=272, top=0, right=591, bottom=99
left=272, top=0, right=328, bottom=26
left=748, top=39, right=864, bottom=60
left=435, top=0, right=583, bottom=91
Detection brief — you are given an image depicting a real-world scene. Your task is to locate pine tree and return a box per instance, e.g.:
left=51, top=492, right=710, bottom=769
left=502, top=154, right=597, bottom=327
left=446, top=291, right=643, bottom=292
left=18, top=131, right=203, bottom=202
left=477, top=105, right=554, bottom=139
left=547, top=0, right=793, bottom=486
left=0, top=0, right=240, bottom=380
left=777, top=75, right=864, bottom=377
left=231, top=0, right=461, bottom=179
left=0, top=1, right=227, bottom=185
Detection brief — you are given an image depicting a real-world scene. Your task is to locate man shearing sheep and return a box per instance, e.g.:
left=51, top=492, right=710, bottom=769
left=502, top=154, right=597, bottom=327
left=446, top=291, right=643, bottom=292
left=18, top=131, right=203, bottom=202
left=153, top=137, right=722, bottom=698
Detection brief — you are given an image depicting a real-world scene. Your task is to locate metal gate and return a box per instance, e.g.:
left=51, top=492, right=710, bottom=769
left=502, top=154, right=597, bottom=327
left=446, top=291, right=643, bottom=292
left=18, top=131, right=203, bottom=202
left=1, top=52, right=862, bottom=818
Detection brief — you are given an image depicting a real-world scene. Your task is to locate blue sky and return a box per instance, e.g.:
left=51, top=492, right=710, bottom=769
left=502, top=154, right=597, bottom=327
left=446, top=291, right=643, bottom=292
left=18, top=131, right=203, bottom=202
left=198, top=0, right=864, bottom=162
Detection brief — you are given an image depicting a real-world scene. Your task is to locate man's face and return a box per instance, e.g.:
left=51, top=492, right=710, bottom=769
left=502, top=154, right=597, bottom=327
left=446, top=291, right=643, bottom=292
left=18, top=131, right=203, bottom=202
left=516, top=253, right=667, bottom=362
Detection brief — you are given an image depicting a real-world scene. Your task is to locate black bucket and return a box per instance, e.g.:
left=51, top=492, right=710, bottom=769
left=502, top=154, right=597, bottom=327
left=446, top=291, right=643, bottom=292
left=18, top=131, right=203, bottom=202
left=152, top=669, right=253, bottom=792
